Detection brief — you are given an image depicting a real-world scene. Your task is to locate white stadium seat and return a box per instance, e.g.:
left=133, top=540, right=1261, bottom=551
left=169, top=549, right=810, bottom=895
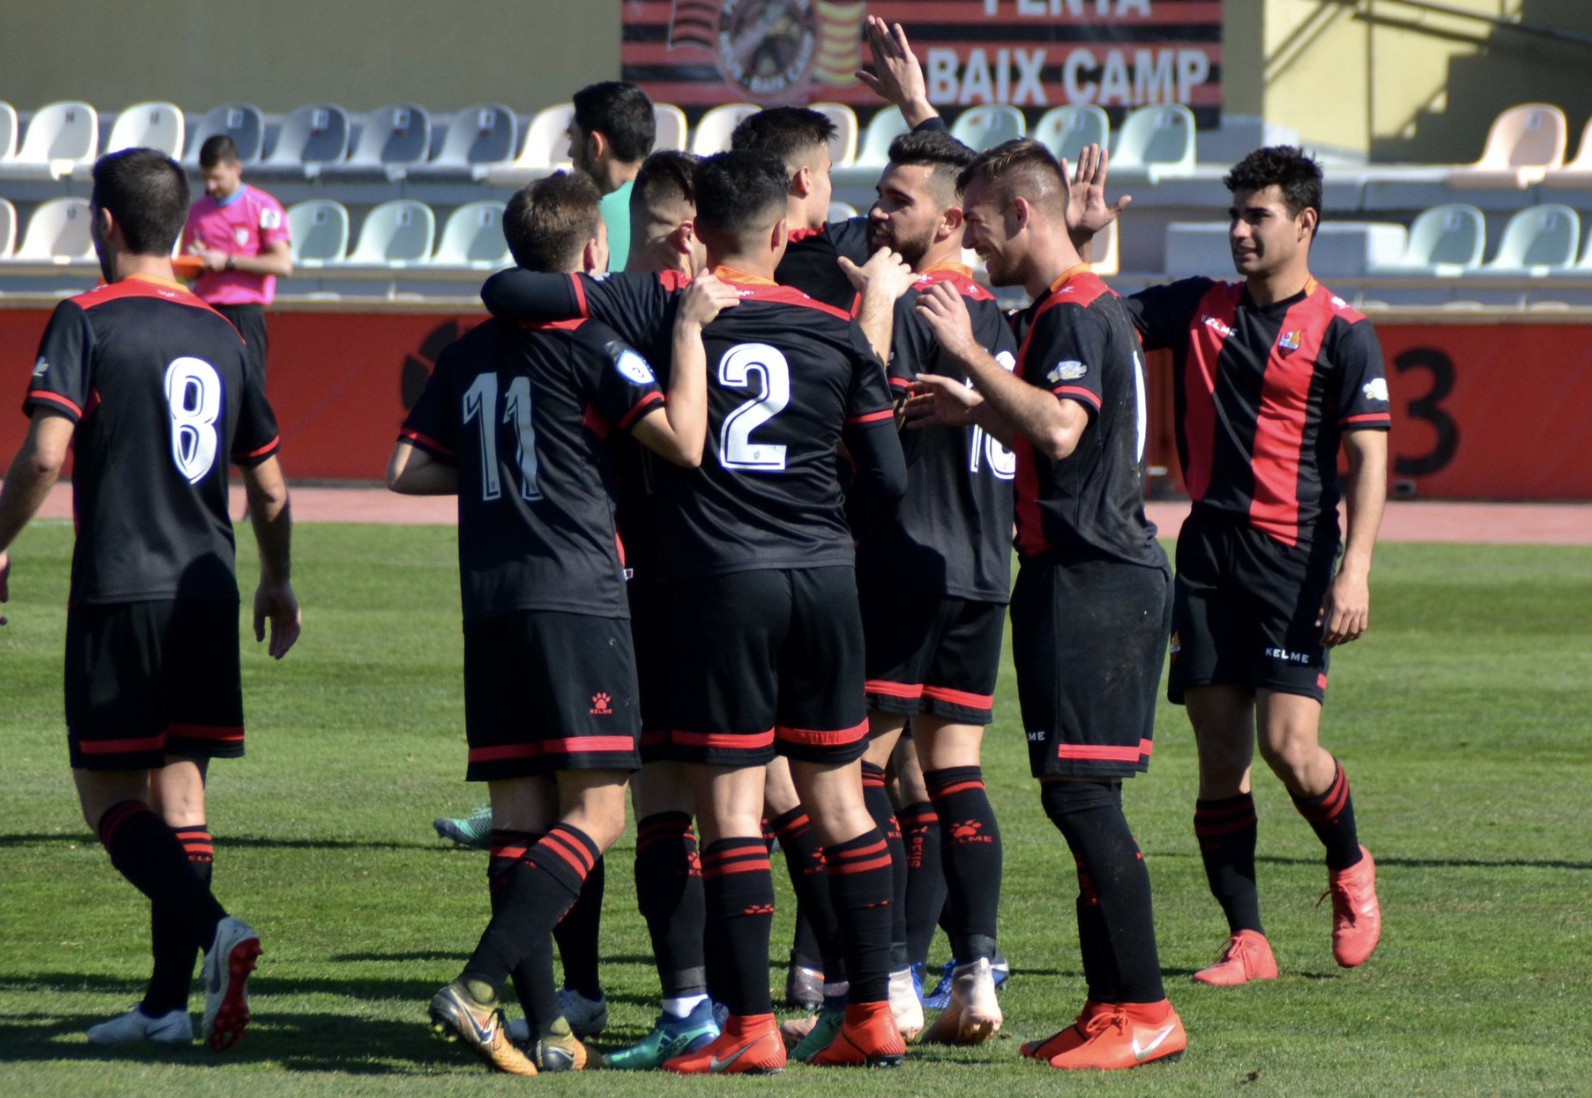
left=0, top=102, right=16, bottom=162
left=1111, top=104, right=1197, bottom=183
left=0, top=101, right=99, bottom=181
left=1480, top=204, right=1579, bottom=273
left=185, top=103, right=265, bottom=165
left=7, top=198, right=94, bottom=262
left=1032, top=104, right=1110, bottom=169
left=265, top=104, right=352, bottom=175
left=105, top=101, right=184, bottom=157
left=813, top=102, right=859, bottom=167
left=690, top=103, right=758, bottom=156
left=432, top=201, right=511, bottom=268
left=412, top=104, right=518, bottom=180
left=344, top=200, right=436, bottom=266
left=653, top=103, right=689, bottom=153
left=0, top=197, right=15, bottom=258
left=324, top=103, right=432, bottom=178
left=286, top=199, right=351, bottom=266
left=1448, top=103, right=1566, bottom=190
left=950, top=104, right=1026, bottom=152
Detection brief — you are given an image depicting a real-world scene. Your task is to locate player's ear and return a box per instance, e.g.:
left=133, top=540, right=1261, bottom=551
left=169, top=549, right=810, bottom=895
left=791, top=163, right=813, bottom=199
left=770, top=215, right=789, bottom=254
left=588, top=129, right=610, bottom=164
left=937, top=205, right=964, bottom=243
left=1297, top=205, right=1318, bottom=242
left=1011, top=195, right=1033, bottom=232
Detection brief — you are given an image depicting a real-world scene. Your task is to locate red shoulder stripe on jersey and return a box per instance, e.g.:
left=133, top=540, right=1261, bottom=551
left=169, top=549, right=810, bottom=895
left=658, top=268, right=692, bottom=291
left=231, top=434, right=280, bottom=461
left=72, top=276, right=242, bottom=339
left=399, top=427, right=454, bottom=457
left=618, top=389, right=665, bottom=431
left=917, top=265, right=994, bottom=301
left=583, top=403, right=613, bottom=439
left=720, top=276, right=854, bottom=321
left=776, top=718, right=868, bottom=748
left=1052, top=384, right=1103, bottom=409
left=887, top=376, right=912, bottom=390
left=25, top=390, right=82, bottom=418
left=571, top=272, right=590, bottom=318
left=1341, top=412, right=1391, bottom=426
left=787, top=226, right=824, bottom=243
left=520, top=318, right=584, bottom=332
left=846, top=408, right=893, bottom=426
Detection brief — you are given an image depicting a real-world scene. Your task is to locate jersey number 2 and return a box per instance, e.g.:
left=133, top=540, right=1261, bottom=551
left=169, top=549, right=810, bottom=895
left=463, top=374, right=542, bottom=502
left=718, top=343, right=790, bottom=472
left=165, top=357, right=222, bottom=484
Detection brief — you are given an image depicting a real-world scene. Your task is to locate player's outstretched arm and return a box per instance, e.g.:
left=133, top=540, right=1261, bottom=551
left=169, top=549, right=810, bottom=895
left=839, top=247, right=915, bottom=362
left=240, top=455, right=300, bottom=660
left=857, top=16, right=938, bottom=128
left=1320, top=428, right=1387, bottom=646
left=636, top=273, right=739, bottom=468
left=0, top=411, right=74, bottom=627
left=386, top=441, right=459, bottom=495
left=480, top=269, right=587, bottom=323
left=915, top=282, right=1087, bottom=459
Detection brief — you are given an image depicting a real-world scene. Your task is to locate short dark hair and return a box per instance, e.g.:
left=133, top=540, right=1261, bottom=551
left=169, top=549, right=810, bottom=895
left=887, top=129, right=977, bottom=206
left=693, top=149, right=789, bottom=249
left=198, top=134, right=240, bottom=170
left=502, top=171, right=603, bottom=272
left=572, top=81, right=656, bottom=164
left=631, top=149, right=697, bottom=219
left=1224, top=145, right=1323, bottom=222
left=956, top=138, right=1067, bottom=215
left=730, top=107, right=836, bottom=171
left=91, top=148, right=190, bottom=256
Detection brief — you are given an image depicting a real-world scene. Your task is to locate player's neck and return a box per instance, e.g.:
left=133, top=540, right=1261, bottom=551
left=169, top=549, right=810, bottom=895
left=108, top=252, right=179, bottom=284
left=599, top=158, right=641, bottom=195
left=1026, top=234, right=1089, bottom=299
left=707, top=247, right=778, bottom=282
left=787, top=195, right=824, bottom=233
left=915, top=238, right=965, bottom=276
left=1245, top=264, right=1312, bottom=307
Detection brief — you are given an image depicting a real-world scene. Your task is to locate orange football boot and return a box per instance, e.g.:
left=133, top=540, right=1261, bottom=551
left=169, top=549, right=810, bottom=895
left=807, top=1002, right=905, bottom=1068
left=1326, top=845, right=1382, bottom=967
left=1190, top=929, right=1278, bottom=987
left=663, top=1013, right=785, bottom=1075
left=1020, top=998, right=1112, bottom=1060
left=1046, top=1000, right=1185, bottom=1071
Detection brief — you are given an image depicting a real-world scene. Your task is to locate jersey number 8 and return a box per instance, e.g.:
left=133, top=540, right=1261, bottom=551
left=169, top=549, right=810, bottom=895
left=165, top=357, right=222, bottom=484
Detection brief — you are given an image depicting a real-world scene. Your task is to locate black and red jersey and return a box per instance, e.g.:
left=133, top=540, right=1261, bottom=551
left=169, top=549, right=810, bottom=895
left=856, top=265, right=1016, bottom=603
left=399, top=317, right=664, bottom=624
left=1009, top=268, right=1164, bottom=570
left=1126, top=277, right=1391, bottom=546
left=776, top=217, right=872, bottom=311
left=22, top=276, right=279, bottom=607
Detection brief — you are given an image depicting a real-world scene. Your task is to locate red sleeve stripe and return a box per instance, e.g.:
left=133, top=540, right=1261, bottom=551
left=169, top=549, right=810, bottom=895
left=398, top=428, right=454, bottom=457
left=618, top=389, right=665, bottom=431
left=571, top=273, right=590, bottom=318
left=231, top=435, right=280, bottom=461
left=887, top=376, right=912, bottom=390
left=25, top=390, right=82, bottom=418
left=845, top=408, right=894, bottom=426
left=1051, top=385, right=1103, bottom=409
left=1340, top=413, right=1391, bottom=425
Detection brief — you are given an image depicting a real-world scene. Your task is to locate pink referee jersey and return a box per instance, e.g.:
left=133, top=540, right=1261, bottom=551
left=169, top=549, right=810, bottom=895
left=182, top=184, right=291, bottom=306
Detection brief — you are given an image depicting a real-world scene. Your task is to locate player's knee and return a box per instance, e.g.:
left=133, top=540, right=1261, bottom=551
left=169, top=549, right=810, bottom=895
left=1039, top=778, right=1121, bottom=830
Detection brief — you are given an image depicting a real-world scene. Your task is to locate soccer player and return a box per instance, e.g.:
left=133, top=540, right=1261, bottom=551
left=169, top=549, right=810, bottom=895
left=0, top=147, right=299, bottom=1052
left=1074, top=144, right=1388, bottom=984
left=855, top=126, right=1018, bottom=1048
left=389, top=171, right=735, bottom=1075
left=908, top=138, right=1186, bottom=1070
left=181, top=135, right=293, bottom=382
left=568, top=80, right=657, bottom=271
left=479, top=149, right=913, bottom=1071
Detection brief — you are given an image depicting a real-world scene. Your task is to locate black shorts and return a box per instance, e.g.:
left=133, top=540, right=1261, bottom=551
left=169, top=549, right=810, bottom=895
left=463, top=610, right=641, bottom=781
left=1168, top=508, right=1339, bottom=705
left=663, top=567, right=868, bottom=768
left=628, top=573, right=671, bottom=763
left=1010, top=557, right=1171, bottom=780
left=66, top=599, right=244, bottom=771
left=213, top=303, right=269, bottom=383
left=860, top=584, right=1004, bottom=725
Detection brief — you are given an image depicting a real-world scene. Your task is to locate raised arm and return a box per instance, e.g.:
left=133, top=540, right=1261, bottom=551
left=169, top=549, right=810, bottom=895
left=856, top=17, right=939, bottom=129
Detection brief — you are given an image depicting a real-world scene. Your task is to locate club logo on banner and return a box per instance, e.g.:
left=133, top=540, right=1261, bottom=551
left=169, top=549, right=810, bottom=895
left=663, top=0, right=865, bottom=99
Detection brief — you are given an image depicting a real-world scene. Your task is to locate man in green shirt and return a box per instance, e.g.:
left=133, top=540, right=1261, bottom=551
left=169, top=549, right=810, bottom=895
left=568, top=81, right=657, bottom=271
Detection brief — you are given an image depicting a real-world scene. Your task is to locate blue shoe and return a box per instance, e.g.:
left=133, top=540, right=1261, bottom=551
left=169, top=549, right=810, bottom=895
left=991, top=948, right=1010, bottom=990
left=923, top=959, right=956, bottom=1010
left=909, top=962, right=926, bottom=1004
left=604, top=1001, right=720, bottom=1070
left=433, top=806, right=492, bottom=848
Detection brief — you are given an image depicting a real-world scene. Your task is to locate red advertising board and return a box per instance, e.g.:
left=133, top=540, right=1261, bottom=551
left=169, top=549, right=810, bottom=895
left=0, top=306, right=1588, bottom=500
left=621, top=0, right=1224, bottom=126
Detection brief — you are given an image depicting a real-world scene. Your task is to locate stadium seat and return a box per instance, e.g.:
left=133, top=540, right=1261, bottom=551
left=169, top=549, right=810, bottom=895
left=690, top=103, right=758, bottom=156
left=1540, top=114, right=1592, bottom=191
left=1032, top=104, right=1110, bottom=169
left=6, top=197, right=94, bottom=262
left=343, top=200, right=436, bottom=266
left=286, top=199, right=350, bottom=266
left=832, top=106, right=910, bottom=193
left=0, top=101, right=99, bottom=181
left=1369, top=204, right=1486, bottom=274
left=263, top=104, right=351, bottom=176
left=104, top=101, right=185, bottom=157
left=0, top=102, right=15, bottom=162
left=0, top=198, right=15, bottom=258
left=950, top=104, right=1026, bottom=152
left=813, top=103, right=859, bottom=167
left=515, top=103, right=575, bottom=172
left=1110, top=104, right=1197, bottom=183
left=827, top=201, right=859, bottom=222
left=653, top=102, right=689, bottom=153
left=184, top=104, right=265, bottom=165
left=1477, top=204, right=1579, bottom=272
left=432, top=201, right=511, bottom=268
left=1448, top=103, right=1566, bottom=190
left=323, top=103, right=431, bottom=179
left=412, top=104, right=518, bottom=179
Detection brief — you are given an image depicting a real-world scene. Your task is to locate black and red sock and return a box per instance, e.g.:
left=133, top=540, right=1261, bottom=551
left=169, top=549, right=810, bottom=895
left=1291, top=760, right=1362, bottom=872
left=1194, top=792, right=1263, bottom=935
left=553, top=855, right=605, bottom=1000
left=861, top=761, right=909, bottom=968
left=98, top=802, right=225, bottom=956
left=634, top=811, right=707, bottom=998
left=701, top=837, right=775, bottom=1017
left=897, top=800, right=946, bottom=969
left=1072, top=852, right=1119, bottom=1004
left=823, top=829, right=893, bottom=1004
left=464, top=824, right=599, bottom=995
left=769, top=807, right=843, bottom=981
left=490, top=829, right=558, bottom=1035
left=142, top=824, right=213, bottom=1016
left=925, top=766, right=1002, bottom=961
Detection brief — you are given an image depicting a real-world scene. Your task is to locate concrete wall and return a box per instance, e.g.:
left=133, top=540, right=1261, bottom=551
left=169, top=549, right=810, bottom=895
left=0, top=0, right=622, bottom=115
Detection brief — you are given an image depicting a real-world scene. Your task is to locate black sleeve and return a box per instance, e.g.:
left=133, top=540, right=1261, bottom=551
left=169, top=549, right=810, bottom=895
left=1028, top=303, right=1110, bottom=416
left=1331, top=318, right=1393, bottom=431
left=826, top=216, right=874, bottom=267
left=913, top=116, right=950, bottom=135
left=23, top=301, right=94, bottom=422
left=398, top=344, right=459, bottom=462
left=481, top=269, right=673, bottom=351
left=842, top=419, right=908, bottom=539
left=230, top=340, right=281, bottom=467
left=1126, top=277, right=1211, bottom=352
left=577, top=322, right=666, bottom=434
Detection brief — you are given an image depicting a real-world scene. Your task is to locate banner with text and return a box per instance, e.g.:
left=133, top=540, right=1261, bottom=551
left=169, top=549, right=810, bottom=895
left=621, top=0, right=1224, bottom=126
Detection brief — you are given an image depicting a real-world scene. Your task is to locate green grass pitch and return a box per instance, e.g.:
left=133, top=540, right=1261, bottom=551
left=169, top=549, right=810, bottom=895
left=1, top=521, right=1589, bottom=1096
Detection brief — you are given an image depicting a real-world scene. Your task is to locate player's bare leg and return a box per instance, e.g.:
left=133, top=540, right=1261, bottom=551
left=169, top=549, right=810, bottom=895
left=913, top=717, right=1002, bottom=1044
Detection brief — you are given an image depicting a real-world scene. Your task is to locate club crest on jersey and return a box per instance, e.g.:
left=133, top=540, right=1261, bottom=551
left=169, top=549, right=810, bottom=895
left=1047, top=360, right=1087, bottom=384
left=615, top=349, right=656, bottom=385
left=233, top=227, right=249, bottom=247
left=260, top=208, right=281, bottom=231
left=1278, top=329, right=1303, bottom=354
left=31, top=356, right=49, bottom=378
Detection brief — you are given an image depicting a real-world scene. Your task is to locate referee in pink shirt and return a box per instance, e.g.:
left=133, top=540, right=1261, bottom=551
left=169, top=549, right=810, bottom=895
left=182, top=135, right=293, bottom=381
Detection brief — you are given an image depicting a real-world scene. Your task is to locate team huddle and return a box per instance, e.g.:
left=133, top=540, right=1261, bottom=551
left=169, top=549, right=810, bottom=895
left=0, top=18, right=1389, bottom=1078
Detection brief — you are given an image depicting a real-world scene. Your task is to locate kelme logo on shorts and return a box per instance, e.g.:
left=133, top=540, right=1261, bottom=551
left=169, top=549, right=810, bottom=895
left=590, top=693, right=612, bottom=716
